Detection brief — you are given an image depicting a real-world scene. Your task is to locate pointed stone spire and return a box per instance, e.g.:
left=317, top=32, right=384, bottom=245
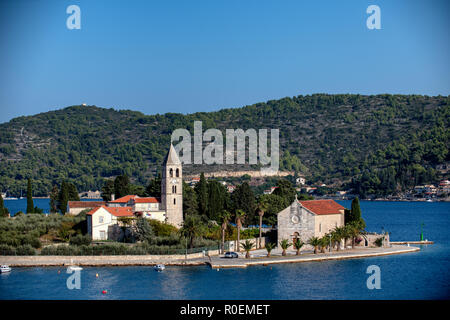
left=163, top=143, right=181, bottom=165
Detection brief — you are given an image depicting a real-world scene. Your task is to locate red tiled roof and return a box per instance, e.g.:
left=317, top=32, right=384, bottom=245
left=109, top=195, right=137, bottom=203
left=299, top=200, right=345, bottom=215
left=87, top=206, right=134, bottom=217
left=68, top=201, right=105, bottom=208
left=134, top=197, right=159, bottom=203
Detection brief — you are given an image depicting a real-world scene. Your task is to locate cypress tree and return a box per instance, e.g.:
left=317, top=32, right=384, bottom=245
left=26, top=178, right=34, bottom=213
left=195, top=173, right=208, bottom=217
left=49, top=185, right=59, bottom=213
left=145, top=174, right=161, bottom=197
left=183, top=181, right=198, bottom=218
left=0, top=192, right=9, bottom=217
left=207, top=180, right=227, bottom=221
left=349, top=197, right=365, bottom=228
left=232, top=182, right=256, bottom=225
left=350, top=197, right=362, bottom=222
left=67, top=183, right=80, bottom=201
left=58, top=181, right=69, bottom=214
left=101, top=180, right=115, bottom=201
left=114, top=175, right=130, bottom=199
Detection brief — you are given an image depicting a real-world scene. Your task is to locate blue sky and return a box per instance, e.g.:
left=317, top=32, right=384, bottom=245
left=0, top=0, right=449, bottom=123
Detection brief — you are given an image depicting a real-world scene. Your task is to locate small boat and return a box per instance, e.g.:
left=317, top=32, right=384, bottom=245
left=154, top=264, right=165, bottom=272
left=0, top=265, right=11, bottom=273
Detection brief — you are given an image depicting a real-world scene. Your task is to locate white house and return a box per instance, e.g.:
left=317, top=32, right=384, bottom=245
left=87, top=206, right=134, bottom=240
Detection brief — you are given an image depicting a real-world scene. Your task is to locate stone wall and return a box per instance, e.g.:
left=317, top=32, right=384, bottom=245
left=227, top=237, right=268, bottom=252
left=356, top=233, right=390, bottom=248
left=0, top=250, right=220, bottom=267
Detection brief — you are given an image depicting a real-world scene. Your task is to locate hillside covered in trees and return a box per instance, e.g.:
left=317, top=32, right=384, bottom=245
left=0, top=94, right=448, bottom=197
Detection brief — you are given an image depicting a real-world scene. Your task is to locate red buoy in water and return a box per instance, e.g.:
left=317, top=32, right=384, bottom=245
left=102, top=290, right=107, bottom=294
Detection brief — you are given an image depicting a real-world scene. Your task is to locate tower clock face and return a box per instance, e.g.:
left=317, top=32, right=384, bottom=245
left=171, top=179, right=178, bottom=184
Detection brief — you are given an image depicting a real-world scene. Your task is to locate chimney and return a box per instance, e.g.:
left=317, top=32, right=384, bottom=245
left=111, top=194, right=115, bottom=201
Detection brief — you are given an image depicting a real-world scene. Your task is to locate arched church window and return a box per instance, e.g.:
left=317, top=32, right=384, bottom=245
left=173, top=198, right=176, bottom=205
left=169, top=168, right=173, bottom=177
left=176, top=168, right=179, bottom=177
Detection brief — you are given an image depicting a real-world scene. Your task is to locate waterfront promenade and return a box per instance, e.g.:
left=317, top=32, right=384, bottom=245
left=208, top=245, right=420, bottom=268
left=0, top=245, right=420, bottom=268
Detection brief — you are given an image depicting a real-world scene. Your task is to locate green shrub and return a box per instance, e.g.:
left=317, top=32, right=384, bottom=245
left=0, top=244, right=16, bottom=255
left=374, top=237, right=384, bottom=247
left=69, top=234, right=92, bottom=246
left=148, top=220, right=178, bottom=237
left=16, top=244, right=36, bottom=255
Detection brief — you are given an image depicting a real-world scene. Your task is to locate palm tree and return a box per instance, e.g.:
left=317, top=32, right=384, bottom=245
left=319, top=236, right=329, bottom=253
left=256, top=199, right=269, bottom=249
left=331, top=227, right=344, bottom=251
left=308, top=236, right=321, bottom=254
left=241, top=240, right=255, bottom=259
left=219, top=210, right=231, bottom=254
left=265, top=242, right=275, bottom=257
left=293, top=238, right=304, bottom=255
left=279, top=239, right=291, bottom=256
left=342, top=225, right=352, bottom=249
left=179, top=215, right=203, bottom=249
left=346, top=220, right=364, bottom=249
left=235, top=209, right=245, bottom=252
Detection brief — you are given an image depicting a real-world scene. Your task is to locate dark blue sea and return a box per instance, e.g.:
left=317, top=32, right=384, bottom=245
left=0, top=200, right=449, bottom=299
left=3, top=198, right=102, bottom=216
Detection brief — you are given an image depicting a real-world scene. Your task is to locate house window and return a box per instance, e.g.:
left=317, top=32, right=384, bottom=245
left=169, top=168, right=173, bottom=177
left=176, top=168, right=180, bottom=177
left=99, top=230, right=106, bottom=240
left=99, top=216, right=104, bottom=223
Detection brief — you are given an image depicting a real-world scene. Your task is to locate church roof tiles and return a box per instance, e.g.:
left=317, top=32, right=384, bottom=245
left=299, top=199, right=345, bottom=215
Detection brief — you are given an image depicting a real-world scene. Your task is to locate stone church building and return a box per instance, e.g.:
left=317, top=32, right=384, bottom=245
left=277, top=197, right=345, bottom=246
left=87, top=144, right=184, bottom=240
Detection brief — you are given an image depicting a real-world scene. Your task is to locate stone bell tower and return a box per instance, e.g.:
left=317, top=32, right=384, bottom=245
left=161, top=143, right=183, bottom=227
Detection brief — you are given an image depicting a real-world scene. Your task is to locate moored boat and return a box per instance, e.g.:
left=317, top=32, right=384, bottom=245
left=0, top=265, right=11, bottom=273
left=154, top=264, right=165, bottom=271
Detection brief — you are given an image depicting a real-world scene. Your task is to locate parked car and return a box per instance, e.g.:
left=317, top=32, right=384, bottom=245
left=224, top=252, right=239, bottom=259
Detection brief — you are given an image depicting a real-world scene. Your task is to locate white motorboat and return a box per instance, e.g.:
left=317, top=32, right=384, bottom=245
left=154, top=264, right=165, bottom=271
left=0, top=265, right=11, bottom=273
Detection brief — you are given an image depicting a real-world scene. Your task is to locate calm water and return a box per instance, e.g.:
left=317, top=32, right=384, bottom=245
left=3, top=198, right=102, bottom=215
left=0, top=200, right=449, bottom=300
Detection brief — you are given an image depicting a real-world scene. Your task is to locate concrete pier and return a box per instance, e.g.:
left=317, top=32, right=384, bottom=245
left=390, top=241, right=434, bottom=245
left=207, top=245, right=420, bottom=269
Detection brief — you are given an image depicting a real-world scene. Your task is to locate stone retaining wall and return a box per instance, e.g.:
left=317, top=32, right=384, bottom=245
left=0, top=250, right=220, bottom=267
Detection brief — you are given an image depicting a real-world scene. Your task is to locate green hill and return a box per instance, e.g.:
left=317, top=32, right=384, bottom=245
left=0, top=94, right=448, bottom=197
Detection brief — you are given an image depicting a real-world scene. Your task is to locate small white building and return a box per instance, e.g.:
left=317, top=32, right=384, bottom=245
left=87, top=206, right=134, bottom=240
left=131, top=197, right=166, bottom=222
